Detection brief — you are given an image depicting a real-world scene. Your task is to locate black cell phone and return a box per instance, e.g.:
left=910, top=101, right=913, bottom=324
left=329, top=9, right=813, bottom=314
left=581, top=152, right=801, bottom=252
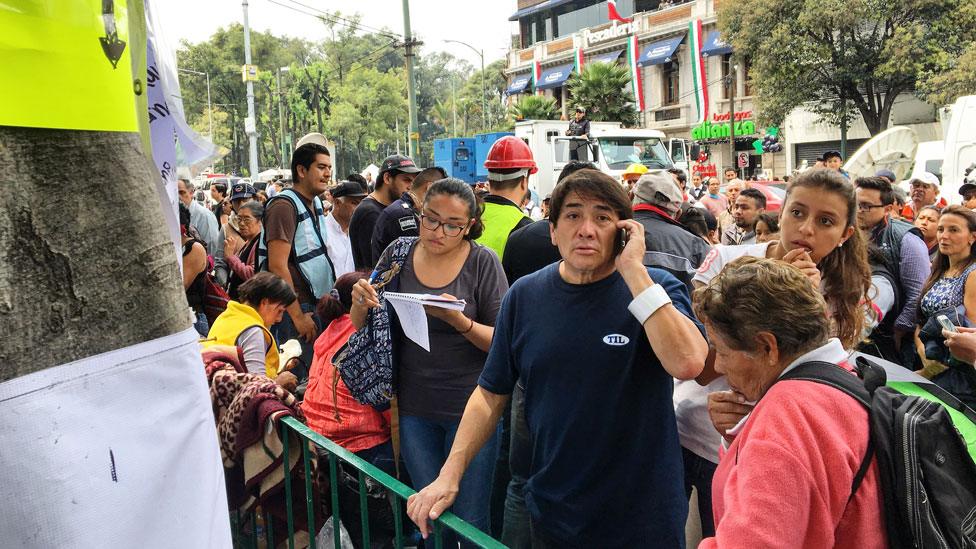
left=615, top=228, right=629, bottom=255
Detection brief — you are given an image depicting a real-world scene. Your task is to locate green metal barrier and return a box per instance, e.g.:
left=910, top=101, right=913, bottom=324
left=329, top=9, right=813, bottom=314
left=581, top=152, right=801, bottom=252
left=232, top=415, right=507, bottom=549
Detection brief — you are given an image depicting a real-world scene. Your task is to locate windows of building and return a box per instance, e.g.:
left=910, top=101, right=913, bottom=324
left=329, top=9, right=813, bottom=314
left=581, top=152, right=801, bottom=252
left=662, top=61, right=680, bottom=105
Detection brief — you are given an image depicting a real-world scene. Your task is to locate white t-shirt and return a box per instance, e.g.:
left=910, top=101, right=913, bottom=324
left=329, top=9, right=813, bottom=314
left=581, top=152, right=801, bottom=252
left=674, top=241, right=772, bottom=463
left=324, top=213, right=355, bottom=278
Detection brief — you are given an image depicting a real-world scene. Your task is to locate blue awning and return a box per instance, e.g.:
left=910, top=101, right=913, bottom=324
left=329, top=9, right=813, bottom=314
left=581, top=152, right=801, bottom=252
left=509, top=0, right=573, bottom=21
left=701, top=31, right=733, bottom=57
left=589, top=49, right=623, bottom=65
left=505, top=75, right=531, bottom=95
left=535, top=63, right=575, bottom=90
left=637, top=36, right=685, bottom=66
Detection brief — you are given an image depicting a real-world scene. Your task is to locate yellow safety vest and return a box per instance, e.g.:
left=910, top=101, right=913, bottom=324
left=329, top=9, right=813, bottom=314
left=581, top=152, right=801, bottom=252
left=204, top=301, right=279, bottom=378
left=476, top=200, right=528, bottom=260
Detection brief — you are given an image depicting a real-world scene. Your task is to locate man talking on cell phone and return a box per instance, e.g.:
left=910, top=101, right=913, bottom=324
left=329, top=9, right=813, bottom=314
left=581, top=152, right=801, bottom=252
left=406, top=168, right=707, bottom=548
left=565, top=106, right=590, bottom=161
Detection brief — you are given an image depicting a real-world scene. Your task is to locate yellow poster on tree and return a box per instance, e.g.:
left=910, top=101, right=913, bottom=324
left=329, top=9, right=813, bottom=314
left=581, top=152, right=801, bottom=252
left=0, top=0, right=138, bottom=132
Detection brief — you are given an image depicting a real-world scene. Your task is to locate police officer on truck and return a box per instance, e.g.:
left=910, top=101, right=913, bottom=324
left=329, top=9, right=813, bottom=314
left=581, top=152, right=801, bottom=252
left=565, top=106, right=590, bottom=161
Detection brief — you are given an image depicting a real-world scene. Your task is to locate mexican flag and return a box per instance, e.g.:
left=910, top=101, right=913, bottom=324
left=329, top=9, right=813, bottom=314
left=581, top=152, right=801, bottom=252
left=608, top=0, right=632, bottom=23
left=688, top=19, right=709, bottom=125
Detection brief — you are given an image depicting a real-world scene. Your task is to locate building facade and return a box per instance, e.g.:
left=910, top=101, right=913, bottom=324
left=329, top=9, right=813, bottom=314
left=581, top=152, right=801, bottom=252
left=505, top=0, right=941, bottom=179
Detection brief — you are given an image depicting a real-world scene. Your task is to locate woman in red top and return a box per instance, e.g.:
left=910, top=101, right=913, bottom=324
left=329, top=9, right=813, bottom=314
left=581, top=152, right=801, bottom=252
left=302, top=271, right=392, bottom=469
left=694, top=257, right=886, bottom=549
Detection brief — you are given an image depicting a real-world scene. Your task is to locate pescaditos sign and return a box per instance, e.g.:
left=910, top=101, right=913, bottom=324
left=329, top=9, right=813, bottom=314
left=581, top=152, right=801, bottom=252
left=583, top=20, right=644, bottom=47
left=692, top=119, right=757, bottom=140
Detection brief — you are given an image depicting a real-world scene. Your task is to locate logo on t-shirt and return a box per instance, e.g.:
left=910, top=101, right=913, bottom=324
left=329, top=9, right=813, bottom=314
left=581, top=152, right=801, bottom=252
left=603, top=334, right=630, bottom=346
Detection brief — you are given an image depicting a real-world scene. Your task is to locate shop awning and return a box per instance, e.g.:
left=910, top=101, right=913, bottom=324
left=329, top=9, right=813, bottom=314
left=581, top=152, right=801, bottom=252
left=505, top=75, right=531, bottom=95
left=589, top=49, right=624, bottom=65
left=508, top=0, right=573, bottom=21
left=637, top=36, right=685, bottom=66
left=701, top=31, right=733, bottom=57
left=535, top=63, right=575, bottom=90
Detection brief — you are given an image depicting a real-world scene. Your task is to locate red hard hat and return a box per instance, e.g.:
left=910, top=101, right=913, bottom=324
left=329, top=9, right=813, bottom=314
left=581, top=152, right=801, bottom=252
left=484, top=136, right=538, bottom=174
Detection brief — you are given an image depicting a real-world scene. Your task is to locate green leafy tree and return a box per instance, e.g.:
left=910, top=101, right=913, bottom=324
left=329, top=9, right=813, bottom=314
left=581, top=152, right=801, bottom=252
left=566, top=62, right=638, bottom=126
left=720, top=0, right=976, bottom=134
left=510, top=95, right=559, bottom=121
left=919, top=43, right=976, bottom=106
left=328, top=67, right=406, bottom=170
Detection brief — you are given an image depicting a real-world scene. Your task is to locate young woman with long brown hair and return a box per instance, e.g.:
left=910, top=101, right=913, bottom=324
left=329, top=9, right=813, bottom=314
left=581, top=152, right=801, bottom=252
left=916, top=205, right=976, bottom=406
left=676, top=169, right=872, bottom=540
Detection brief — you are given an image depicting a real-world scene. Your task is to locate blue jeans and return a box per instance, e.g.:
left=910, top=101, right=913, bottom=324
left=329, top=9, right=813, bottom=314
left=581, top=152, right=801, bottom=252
left=682, top=447, right=717, bottom=537
left=502, top=384, right=531, bottom=549
left=399, top=414, right=499, bottom=548
left=270, top=301, right=320, bottom=381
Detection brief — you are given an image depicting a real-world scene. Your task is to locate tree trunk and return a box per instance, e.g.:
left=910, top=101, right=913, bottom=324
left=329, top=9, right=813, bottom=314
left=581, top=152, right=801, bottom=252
left=0, top=127, right=188, bottom=381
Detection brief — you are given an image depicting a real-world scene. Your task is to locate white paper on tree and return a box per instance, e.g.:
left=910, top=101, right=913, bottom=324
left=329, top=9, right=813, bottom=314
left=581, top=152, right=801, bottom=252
left=384, top=292, right=467, bottom=352
left=0, top=328, right=231, bottom=548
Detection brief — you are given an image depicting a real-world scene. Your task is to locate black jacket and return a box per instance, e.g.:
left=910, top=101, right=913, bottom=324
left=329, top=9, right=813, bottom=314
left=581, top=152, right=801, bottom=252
left=633, top=205, right=711, bottom=292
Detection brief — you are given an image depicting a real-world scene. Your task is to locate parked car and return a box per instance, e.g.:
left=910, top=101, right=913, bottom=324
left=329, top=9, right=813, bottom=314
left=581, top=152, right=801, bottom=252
left=719, top=182, right=784, bottom=212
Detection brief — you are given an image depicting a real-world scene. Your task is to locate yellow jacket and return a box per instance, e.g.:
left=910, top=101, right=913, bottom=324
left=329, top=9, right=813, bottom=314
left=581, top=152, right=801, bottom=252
left=204, top=300, right=279, bottom=377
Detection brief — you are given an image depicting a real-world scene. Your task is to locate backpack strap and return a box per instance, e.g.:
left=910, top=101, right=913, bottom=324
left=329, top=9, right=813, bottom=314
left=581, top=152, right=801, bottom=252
left=779, top=361, right=878, bottom=501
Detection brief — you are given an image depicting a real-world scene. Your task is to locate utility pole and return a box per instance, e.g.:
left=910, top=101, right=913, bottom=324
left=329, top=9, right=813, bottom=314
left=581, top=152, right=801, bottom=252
left=402, top=0, right=420, bottom=158
left=242, top=0, right=259, bottom=178
left=277, top=67, right=289, bottom=168
left=728, top=55, right=737, bottom=177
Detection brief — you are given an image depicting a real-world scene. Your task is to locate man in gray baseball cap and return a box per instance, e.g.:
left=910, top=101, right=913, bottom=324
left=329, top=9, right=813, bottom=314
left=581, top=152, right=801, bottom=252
left=631, top=170, right=711, bottom=291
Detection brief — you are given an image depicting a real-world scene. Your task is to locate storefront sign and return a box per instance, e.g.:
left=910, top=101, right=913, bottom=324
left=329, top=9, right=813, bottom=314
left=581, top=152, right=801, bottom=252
left=693, top=163, right=718, bottom=177
left=691, top=119, right=757, bottom=140
left=712, top=110, right=753, bottom=122
left=583, top=20, right=644, bottom=47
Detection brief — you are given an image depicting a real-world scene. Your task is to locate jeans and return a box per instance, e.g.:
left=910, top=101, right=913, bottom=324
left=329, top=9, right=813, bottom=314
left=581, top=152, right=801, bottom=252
left=682, top=447, right=717, bottom=537
left=271, top=301, right=320, bottom=382
left=399, top=414, right=499, bottom=548
left=318, top=441, right=397, bottom=549
left=193, top=311, right=209, bottom=337
left=501, top=384, right=531, bottom=549
left=489, top=399, right=512, bottom=539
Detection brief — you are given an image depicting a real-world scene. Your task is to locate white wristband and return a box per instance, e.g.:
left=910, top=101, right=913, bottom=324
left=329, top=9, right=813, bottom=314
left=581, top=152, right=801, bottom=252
left=628, top=284, right=672, bottom=325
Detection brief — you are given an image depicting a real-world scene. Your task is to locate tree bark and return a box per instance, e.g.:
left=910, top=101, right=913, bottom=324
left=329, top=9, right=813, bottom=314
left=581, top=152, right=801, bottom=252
left=0, top=127, right=188, bottom=382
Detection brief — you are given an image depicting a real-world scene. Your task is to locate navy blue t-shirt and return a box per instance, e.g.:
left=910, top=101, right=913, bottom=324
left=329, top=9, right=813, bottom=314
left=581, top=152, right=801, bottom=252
left=478, top=263, right=699, bottom=547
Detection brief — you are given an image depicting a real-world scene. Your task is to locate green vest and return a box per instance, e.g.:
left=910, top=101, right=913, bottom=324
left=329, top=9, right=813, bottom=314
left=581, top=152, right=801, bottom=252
left=476, top=200, right=528, bottom=259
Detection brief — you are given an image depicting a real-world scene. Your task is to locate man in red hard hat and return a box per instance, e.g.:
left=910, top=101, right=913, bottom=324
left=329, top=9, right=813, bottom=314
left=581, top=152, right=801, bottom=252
left=477, top=136, right=537, bottom=260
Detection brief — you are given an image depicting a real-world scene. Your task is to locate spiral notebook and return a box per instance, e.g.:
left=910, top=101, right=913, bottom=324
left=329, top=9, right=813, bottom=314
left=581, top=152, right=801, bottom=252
left=383, top=292, right=467, bottom=351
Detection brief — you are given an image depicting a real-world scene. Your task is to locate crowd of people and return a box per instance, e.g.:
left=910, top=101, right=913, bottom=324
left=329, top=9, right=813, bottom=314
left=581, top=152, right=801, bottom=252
left=184, top=132, right=976, bottom=548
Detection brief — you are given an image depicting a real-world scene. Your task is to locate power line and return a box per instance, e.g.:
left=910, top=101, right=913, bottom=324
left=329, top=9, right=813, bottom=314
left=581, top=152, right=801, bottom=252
left=267, top=0, right=401, bottom=40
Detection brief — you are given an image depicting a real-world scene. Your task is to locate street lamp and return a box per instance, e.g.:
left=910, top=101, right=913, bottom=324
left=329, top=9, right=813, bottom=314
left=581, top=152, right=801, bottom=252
left=178, top=67, right=212, bottom=140
left=277, top=66, right=290, bottom=167
left=444, top=39, right=487, bottom=132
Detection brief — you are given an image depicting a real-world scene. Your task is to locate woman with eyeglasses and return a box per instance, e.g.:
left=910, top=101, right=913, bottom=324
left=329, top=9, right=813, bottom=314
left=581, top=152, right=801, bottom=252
left=223, top=201, right=263, bottom=299
left=351, top=178, right=509, bottom=544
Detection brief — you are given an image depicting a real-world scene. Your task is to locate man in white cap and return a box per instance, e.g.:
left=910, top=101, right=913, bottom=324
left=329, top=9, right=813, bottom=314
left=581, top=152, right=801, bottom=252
left=901, top=172, right=946, bottom=222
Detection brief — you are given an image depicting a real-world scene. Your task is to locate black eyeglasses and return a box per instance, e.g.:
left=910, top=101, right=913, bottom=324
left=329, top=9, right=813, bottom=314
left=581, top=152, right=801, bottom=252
left=420, top=214, right=467, bottom=237
left=857, top=202, right=886, bottom=212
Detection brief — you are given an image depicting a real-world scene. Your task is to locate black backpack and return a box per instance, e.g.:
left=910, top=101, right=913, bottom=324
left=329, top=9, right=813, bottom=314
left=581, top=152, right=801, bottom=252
left=780, top=357, right=976, bottom=548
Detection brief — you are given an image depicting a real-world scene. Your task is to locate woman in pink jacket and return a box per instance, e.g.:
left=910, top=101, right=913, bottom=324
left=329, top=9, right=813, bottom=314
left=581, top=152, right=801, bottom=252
left=693, top=256, right=887, bottom=548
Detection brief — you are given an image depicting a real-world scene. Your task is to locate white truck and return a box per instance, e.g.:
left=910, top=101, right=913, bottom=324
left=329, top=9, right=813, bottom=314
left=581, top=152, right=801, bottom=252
left=513, top=120, right=688, bottom=198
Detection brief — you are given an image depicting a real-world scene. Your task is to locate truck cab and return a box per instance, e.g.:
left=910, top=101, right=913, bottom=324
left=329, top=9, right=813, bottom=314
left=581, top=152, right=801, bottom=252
left=515, top=120, right=679, bottom=198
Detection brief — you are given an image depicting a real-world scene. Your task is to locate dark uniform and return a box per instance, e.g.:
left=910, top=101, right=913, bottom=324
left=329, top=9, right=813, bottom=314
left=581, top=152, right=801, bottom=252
left=370, top=191, right=420, bottom=265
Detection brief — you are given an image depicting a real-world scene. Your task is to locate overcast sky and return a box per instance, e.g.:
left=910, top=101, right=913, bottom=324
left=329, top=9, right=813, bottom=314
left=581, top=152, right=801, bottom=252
left=154, top=0, right=518, bottom=69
